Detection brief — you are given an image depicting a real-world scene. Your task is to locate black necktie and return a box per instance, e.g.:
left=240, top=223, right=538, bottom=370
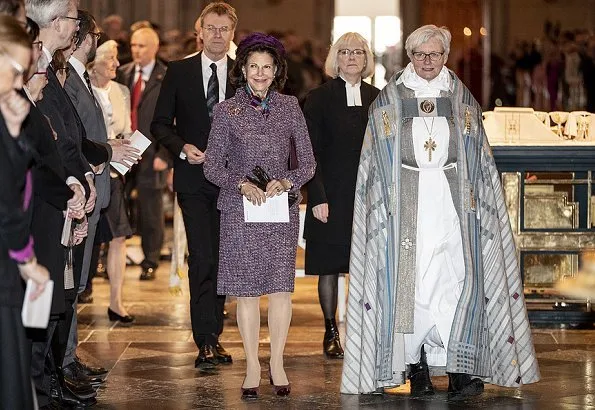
left=206, top=62, right=219, bottom=120
left=83, top=70, right=97, bottom=106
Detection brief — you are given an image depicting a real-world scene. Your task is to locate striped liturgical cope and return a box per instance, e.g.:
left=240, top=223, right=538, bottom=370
left=206, top=62, right=219, bottom=119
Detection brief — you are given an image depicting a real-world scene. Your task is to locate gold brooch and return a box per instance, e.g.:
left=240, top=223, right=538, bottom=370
left=420, top=99, right=435, bottom=114
left=382, top=111, right=391, bottom=136
left=464, top=107, right=472, bottom=134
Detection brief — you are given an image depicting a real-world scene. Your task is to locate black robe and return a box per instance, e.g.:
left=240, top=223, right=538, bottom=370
left=303, top=77, right=379, bottom=274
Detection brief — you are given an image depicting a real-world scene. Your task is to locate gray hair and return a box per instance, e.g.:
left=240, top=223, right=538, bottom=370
left=405, top=25, right=451, bottom=60
left=25, top=0, right=70, bottom=28
left=87, top=39, right=117, bottom=71
left=324, top=32, right=375, bottom=79
left=94, top=39, right=118, bottom=63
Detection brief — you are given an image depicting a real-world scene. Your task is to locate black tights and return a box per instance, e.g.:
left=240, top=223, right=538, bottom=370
left=318, top=274, right=339, bottom=320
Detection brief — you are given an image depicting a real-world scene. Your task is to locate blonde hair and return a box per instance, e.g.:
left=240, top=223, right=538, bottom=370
left=199, top=1, right=237, bottom=29
left=405, top=25, right=451, bottom=60
left=324, top=32, right=374, bottom=79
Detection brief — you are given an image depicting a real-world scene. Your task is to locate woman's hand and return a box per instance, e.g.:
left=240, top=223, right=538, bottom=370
left=312, top=203, right=329, bottom=223
left=240, top=182, right=266, bottom=206
left=265, top=179, right=292, bottom=198
left=72, top=216, right=89, bottom=245
left=18, top=259, right=50, bottom=301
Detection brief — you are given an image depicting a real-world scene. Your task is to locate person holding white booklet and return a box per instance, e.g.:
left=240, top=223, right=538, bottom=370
left=89, top=40, right=141, bottom=323
left=204, top=33, right=315, bottom=399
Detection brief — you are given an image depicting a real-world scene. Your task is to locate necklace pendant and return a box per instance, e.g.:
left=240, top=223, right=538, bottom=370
left=424, top=137, right=437, bottom=162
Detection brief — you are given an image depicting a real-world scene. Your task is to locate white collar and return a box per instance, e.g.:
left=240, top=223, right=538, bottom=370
left=137, top=60, right=156, bottom=78
left=42, top=46, right=52, bottom=69
left=201, top=52, right=227, bottom=70
left=69, top=56, right=86, bottom=78
left=340, top=75, right=362, bottom=107
left=400, top=62, right=451, bottom=96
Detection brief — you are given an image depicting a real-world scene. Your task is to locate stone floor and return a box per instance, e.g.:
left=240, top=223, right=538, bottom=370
left=76, top=243, right=595, bottom=409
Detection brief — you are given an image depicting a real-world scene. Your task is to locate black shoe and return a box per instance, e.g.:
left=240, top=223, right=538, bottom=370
left=323, top=318, right=344, bottom=359
left=213, top=341, right=233, bottom=364
left=447, top=373, right=484, bottom=400
left=60, top=369, right=97, bottom=400
left=241, top=386, right=259, bottom=400
left=75, top=355, right=108, bottom=378
left=409, top=346, right=435, bottom=396
left=139, top=266, right=156, bottom=280
left=195, top=345, right=218, bottom=370
left=50, top=374, right=96, bottom=408
left=63, top=361, right=105, bottom=387
left=78, top=289, right=93, bottom=304
left=108, top=307, right=135, bottom=324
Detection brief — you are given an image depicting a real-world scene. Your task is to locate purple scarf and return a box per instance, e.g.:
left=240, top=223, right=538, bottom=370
left=245, top=85, right=272, bottom=118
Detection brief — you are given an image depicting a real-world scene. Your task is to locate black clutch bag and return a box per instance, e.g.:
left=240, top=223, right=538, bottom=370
left=246, top=166, right=298, bottom=207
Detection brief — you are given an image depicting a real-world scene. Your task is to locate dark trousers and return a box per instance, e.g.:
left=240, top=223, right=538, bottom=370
left=1, top=305, right=35, bottom=410
left=29, top=319, right=58, bottom=408
left=177, top=190, right=225, bottom=347
left=138, top=186, right=164, bottom=268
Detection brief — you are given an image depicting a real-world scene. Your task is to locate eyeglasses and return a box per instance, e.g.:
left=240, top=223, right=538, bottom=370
left=337, top=49, right=366, bottom=57
left=88, top=31, right=102, bottom=41
left=203, top=25, right=231, bottom=35
left=412, top=51, right=444, bottom=62
left=1, top=53, right=25, bottom=78
left=33, top=71, right=48, bottom=78
left=32, top=41, right=43, bottom=51
left=58, top=16, right=81, bottom=25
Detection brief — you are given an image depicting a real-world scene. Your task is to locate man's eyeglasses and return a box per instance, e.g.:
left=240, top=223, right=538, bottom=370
left=337, top=49, right=366, bottom=57
left=32, top=41, right=43, bottom=52
left=88, top=31, right=102, bottom=41
left=203, top=25, right=231, bottom=35
left=412, top=51, right=444, bottom=62
left=33, top=71, right=48, bottom=78
left=58, top=16, right=81, bottom=25
left=1, top=53, right=26, bottom=78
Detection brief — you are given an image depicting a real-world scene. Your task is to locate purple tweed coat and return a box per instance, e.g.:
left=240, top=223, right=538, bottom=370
left=204, top=88, right=315, bottom=297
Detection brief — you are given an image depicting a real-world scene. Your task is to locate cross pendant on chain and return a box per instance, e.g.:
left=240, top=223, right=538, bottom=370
left=424, top=137, right=437, bottom=162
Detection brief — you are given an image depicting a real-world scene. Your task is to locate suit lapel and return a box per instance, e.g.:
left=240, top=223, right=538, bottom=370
left=122, top=63, right=135, bottom=89
left=138, top=61, right=165, bottom=107
left=193, top=53, right=206, bottom=106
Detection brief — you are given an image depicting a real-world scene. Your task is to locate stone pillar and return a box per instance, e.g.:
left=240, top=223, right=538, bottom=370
left=400, top=0, right=421, bottom=63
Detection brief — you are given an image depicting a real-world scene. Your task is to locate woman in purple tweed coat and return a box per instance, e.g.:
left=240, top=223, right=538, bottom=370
left=204, top=33, right=315, bottom=399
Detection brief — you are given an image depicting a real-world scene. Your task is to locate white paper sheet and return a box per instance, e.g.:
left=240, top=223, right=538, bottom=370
left=110, top=130, right=152, bottom=175
left=21, top=279, right=54, bottom=329
left=243, top=192, right=290, bottom=223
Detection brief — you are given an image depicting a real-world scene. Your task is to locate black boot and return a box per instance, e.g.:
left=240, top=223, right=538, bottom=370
left=409, top=346, right=434, bottom=396
left=323, top=318, right=344, bottom=359
left=447, top=372, right=484, bottom=400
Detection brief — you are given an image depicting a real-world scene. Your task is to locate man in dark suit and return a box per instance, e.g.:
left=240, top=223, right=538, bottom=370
left=151, top=1, right=237, bottom=369
left=116, top=27, right=168, bottom=281
left=63, top=9, right=141, bottom=381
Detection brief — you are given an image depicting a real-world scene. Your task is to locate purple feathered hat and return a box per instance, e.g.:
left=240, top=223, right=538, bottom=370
left=236, top=32, right=286, bottom=58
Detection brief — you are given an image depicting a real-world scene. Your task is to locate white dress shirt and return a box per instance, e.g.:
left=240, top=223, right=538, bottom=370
left=201, top=52, right=227, bottom=103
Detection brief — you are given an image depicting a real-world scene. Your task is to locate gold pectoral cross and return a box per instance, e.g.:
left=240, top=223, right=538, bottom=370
left=424, top=137, right=437, bottom=162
